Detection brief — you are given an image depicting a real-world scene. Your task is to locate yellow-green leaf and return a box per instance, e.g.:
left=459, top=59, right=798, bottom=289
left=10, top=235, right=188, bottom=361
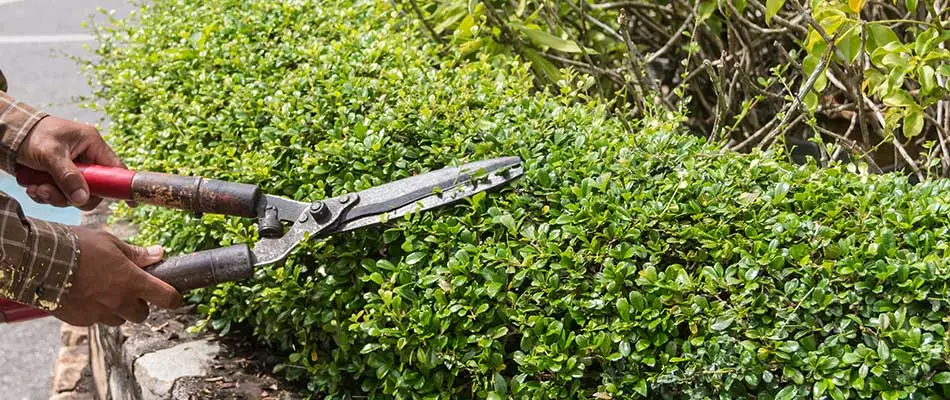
left=906, top=0, right=918, bottom=12
left=914, top=28, right=939, bottom=56
left=804, top=91, right=819, bottom=112
left=698, top=0, right=717, bottom=23
left=919, top=65, right=936, bottom=94
left=521, top=48, right=562, bottom=82
left=883, top=90, right=915, bottom=108
left=513, top=23, right=586, bottom=53
left=733, top=0, right=748, bottom=14
left=434, top=8, right=467, bottom=34
left=848, top=0, right=866, bottom=13
left=903, top=109, right=924, bottom=138
left=867, top=24, right=899, bottom=54
left=765, top=0, right=786, bottom=25
left=837, top=29, right=862, bottom=63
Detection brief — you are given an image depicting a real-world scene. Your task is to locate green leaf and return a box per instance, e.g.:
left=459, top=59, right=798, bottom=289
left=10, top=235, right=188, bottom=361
left=512, top=23, right=586, bottom=53
left=867, top=24, right=899, bottom=54
left=405, top=251, right=426, bottom=265
left=778, top=341, right=800, bottom=353
left=490, top=326, right=509, bottom=339
left=521, top=48, right=562, bottom=82
left=906, top=0, right=918, bottom=13
left=903, top=109, right=924, bottom=138
left=919, top=65, right=936, bottom=95
left=698, top=0, right=717, bottom=23
left=801, top=335, right=818, bottom=351
left=776, top=386, right=797, bottom=400
left=498, top=214, right=517, bottom=231
left=813, top=380, right=828, bottom=398
left=377, top=259, right=397, bottom=271
left=433, top=8, right=467, bottom=34
left=765, top=0, right=786, bottom=25
left=852, top=375, right=865, bottom=389
left=837, top=29, right=861, bottom=63
left=360, top=343, right=383, bottom=354
left=842, top=352, right=862, bottom=364
left=617, top=298, right=631, bottom=321
left=883, top=90, right=916, bottom=108
left=711, top=315, right=735, bottom=331
left=733, top=0, right=748, bottom=13
left=619, top=340, right=631, bottom=357
left=784, top=367, right=805, bottom=384
left=877, top=340, right=890, bottom=361
left=914, top=28, right=938, bottom=56
left=804, top=92, right=819, bottom=112
left=934, top=372, right=950, bottom=384
left=634, top=379, right=648, bottom=397
left=939, top=64, right=950, bottom=78
left=493, top=372, right=508, bottom=395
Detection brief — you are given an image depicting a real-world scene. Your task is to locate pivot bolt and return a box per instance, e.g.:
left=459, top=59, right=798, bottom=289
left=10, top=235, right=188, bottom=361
left=339, top=194, right=352, bottom=204
left=311, top=201, right=325, bottom=213
left=310, top=201, right=329, bottom=220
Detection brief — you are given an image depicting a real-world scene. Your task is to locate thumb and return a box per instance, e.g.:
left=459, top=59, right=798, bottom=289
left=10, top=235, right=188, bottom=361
left=115, top=241, right=165, bottom=268
left=48, top=156, right=89, bottom=206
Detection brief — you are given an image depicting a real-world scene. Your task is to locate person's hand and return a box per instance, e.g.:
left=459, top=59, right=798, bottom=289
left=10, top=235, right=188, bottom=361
left=16, top=116, right=125, bottom=210
left=50, top=227, right=182, bottom=326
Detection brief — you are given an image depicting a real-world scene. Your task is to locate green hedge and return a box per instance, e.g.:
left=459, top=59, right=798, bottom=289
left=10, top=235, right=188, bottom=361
left=90, top=0, right=950, bottom=399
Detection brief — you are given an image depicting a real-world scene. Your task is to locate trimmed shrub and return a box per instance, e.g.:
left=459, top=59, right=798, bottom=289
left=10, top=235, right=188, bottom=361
left=89, top=0, right=950, bottom=398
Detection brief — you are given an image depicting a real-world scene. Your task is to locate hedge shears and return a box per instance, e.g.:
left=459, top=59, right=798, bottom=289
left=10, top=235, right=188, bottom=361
left=0, top=156, right=523, bottom=323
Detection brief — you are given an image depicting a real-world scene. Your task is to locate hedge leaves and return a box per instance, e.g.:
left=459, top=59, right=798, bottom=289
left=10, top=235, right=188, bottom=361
left=90, top=0, right=950, bottom=398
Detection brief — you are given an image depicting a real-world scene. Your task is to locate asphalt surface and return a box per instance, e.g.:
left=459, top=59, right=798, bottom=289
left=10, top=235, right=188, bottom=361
left=0, top=1, right=135, bottom=398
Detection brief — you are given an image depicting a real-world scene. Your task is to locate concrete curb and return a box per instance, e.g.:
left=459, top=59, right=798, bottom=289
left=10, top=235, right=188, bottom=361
left=51, top=203, right=300, bottom=400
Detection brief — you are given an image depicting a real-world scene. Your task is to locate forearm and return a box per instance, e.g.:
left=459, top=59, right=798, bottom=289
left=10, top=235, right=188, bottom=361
left=0, top=90, right=78, bottom=311
left=0, top=192, right=79, bottom=310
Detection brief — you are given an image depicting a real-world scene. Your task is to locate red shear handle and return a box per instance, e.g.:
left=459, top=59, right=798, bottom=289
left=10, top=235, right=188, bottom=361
left=15, top=164, right=261, bottom=218
left=15, top=164, right=135, bottom=200
left=0, top=298, right=49, bottom=323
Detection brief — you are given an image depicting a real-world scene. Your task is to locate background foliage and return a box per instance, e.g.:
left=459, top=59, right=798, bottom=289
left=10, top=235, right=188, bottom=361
left=412, top=0, right=949, bottom=179
left=87, top=0, right=950, bottom=399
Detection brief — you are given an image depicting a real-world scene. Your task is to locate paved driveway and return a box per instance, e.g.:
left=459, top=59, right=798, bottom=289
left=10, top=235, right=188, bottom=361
left=0, top=1, right=134, bottom=398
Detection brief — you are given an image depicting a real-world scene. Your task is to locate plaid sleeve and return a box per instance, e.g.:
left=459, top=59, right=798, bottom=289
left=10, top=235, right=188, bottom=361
left=0, top=91, right=48, bottom=174
left=0, top=90, right=79, bottom=311
left=0, top=195, right=79, bottom=311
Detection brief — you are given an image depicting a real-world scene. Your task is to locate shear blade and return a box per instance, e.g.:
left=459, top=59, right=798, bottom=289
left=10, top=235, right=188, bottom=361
left=250, top=156, right=522, bottom=266
left=334, top=156, right=523, bottom=232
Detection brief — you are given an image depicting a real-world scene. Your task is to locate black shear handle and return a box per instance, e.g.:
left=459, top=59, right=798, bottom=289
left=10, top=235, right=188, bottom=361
left=144, top=244, right=255, bottom=292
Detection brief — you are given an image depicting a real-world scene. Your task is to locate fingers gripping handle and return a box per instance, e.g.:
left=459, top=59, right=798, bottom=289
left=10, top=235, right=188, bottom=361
left=0, top=245, right=255, bottom=324
left=143, top=245, right=255, bottom=292
left=16, top=164, right=135, bottom=199
left=15, top=165, right=262, bottom=218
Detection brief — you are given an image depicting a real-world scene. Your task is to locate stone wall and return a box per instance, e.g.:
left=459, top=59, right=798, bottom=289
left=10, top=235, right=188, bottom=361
left=54, top=202, right=300, bottom=400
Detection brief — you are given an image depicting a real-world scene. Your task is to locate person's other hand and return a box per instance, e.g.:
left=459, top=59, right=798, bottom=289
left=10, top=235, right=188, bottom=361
left=16, top=116, right=125, bottom=210
left=50, top=227, right=182, bottom=326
